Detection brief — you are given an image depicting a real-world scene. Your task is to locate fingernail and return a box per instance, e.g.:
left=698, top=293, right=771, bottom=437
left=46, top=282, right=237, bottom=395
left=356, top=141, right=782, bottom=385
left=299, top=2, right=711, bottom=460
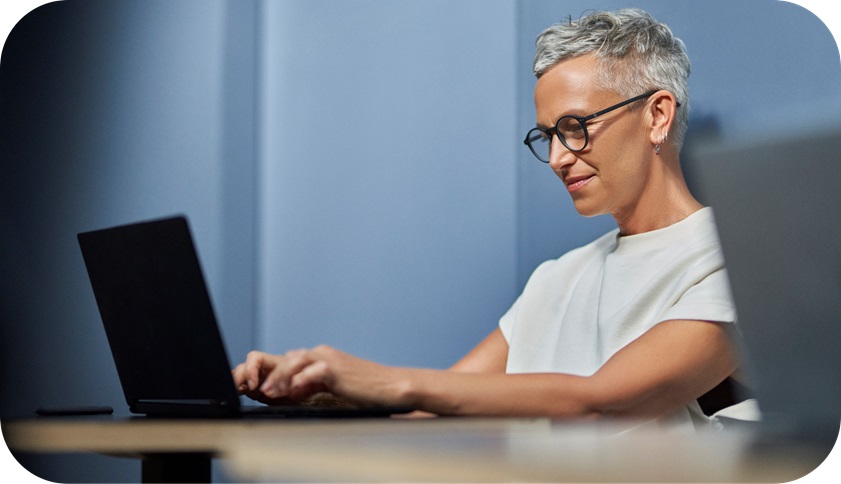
left=261, top=381, right=285, bottom=397
left=260, top=382, right=272, bottom=395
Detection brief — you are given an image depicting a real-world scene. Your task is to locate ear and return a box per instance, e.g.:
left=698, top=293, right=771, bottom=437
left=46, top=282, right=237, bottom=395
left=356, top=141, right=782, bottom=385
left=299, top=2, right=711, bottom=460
left=646, top=90, right=678, bottom=146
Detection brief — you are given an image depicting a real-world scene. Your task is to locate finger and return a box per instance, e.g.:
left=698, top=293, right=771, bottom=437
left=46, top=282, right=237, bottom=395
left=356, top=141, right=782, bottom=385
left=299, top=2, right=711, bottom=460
left=288, top=346, right=342, bottom=398
left=288, top=360, right=332, bottom=400
left=259, top=364, right=292, bottom=399
left=231, top=364, right=249, bottom=393
left=244, top=351, right=275, bottom=391
left=259, top=350, right=317, bottom=398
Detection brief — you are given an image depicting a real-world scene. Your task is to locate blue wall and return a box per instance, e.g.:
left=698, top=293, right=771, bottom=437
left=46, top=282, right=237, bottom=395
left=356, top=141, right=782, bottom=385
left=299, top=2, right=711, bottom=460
left=255, top=0, right=518, bottom=367
left=1, top=1, right=839, bottom=482
left=1, top=1, right=254, bottom=481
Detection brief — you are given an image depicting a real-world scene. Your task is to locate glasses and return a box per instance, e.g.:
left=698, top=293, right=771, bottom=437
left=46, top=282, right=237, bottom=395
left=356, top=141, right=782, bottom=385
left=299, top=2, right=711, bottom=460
left=523, top=91, right=658, bottom=163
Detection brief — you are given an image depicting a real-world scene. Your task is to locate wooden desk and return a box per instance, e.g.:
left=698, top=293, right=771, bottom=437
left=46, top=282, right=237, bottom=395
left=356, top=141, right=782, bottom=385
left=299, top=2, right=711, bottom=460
left=224, top=419, right=828, bottom=482
left=4, top=417, right=383, bottom=482
left=2, top=417, right=830, bottom=482
left=4, top=417, right=243, bottom=482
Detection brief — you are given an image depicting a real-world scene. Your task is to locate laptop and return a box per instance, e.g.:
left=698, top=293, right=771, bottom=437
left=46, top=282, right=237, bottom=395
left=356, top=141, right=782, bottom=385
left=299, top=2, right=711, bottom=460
left=685, top=126, right=841, bottom=449
left=78, top=215, right=412, bottom=418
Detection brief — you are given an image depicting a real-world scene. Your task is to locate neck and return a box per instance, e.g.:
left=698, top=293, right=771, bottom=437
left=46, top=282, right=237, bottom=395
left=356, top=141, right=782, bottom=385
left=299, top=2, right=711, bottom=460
left=613, top=156, right=703, bottom=236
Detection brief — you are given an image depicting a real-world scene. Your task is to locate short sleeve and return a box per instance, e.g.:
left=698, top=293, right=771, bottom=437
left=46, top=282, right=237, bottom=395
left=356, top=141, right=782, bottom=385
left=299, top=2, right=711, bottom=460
left=498, top=295, right=520, bottom=344
left=659, top=268, right=737, bottom=324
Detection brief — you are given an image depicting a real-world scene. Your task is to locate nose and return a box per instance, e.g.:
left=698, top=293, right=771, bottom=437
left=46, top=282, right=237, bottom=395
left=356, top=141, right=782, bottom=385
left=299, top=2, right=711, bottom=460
left=548, top=135, right=577, bottom=173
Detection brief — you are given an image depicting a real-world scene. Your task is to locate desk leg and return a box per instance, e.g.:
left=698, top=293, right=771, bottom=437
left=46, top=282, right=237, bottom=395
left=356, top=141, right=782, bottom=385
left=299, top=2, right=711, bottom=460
left=141, top=453, right=212, bottom=483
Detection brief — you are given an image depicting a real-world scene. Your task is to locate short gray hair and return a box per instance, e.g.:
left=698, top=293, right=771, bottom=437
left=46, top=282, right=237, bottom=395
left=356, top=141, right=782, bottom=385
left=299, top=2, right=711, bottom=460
left=533, top=9, right=690, bottom=147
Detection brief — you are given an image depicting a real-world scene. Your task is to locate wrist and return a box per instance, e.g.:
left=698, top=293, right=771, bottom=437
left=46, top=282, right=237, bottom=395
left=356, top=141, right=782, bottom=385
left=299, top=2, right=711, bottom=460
left=386, top=366, right=421, bottom=407
left=390, top=367, right=461, bottom=415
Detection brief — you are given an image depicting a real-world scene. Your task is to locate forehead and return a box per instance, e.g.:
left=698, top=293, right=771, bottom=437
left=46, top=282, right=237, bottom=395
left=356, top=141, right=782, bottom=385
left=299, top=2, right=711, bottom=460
left=533, top=55, right=604, bottom=124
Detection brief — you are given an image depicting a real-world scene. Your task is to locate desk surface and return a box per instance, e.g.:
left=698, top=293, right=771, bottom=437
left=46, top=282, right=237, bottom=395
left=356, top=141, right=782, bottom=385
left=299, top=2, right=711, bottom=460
left=3, top=416, right=829, bottom=482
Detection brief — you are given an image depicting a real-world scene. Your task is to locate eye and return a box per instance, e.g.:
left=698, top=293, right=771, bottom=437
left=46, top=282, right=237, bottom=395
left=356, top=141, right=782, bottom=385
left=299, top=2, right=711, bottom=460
left=558, top=117, right=586, bottom=139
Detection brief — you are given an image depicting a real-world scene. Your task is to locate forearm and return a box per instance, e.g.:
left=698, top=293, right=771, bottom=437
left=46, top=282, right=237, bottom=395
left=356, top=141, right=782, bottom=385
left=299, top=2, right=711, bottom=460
left=397, top=320, right=738, bottom=419
left=399, top=368, right=603, bottom=418
left=235, top=321, right=737, bottom=420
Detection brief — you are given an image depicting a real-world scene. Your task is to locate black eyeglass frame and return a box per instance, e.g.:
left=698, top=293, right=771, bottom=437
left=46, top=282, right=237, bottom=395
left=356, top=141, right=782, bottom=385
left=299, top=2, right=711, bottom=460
left=524, top=90, right=673, bottom=163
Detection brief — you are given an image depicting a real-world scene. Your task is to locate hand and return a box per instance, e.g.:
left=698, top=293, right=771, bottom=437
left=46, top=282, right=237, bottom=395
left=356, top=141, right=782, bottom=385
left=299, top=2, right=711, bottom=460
left=233, top=346, right=412, bottom=408
left=231, top=351, right=303, bottom=405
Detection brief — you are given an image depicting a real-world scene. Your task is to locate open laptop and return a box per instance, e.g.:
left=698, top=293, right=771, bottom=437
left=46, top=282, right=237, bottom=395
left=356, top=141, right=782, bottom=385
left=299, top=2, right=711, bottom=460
left=78, top=216, right=412, bottom=418
left=685, top=125, right=841, bottom=449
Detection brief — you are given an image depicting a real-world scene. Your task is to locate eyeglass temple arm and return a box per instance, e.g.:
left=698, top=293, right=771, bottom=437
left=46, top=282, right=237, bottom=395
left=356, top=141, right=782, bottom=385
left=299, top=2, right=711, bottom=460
left=584, top=90, right=682, bottom=122
left=583, top=90, right=658, bottom=122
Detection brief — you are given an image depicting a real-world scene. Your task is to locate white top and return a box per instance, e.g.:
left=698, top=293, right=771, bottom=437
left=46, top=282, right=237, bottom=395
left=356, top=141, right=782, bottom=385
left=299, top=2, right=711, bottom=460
left=499, top=208, right=739, bottom=430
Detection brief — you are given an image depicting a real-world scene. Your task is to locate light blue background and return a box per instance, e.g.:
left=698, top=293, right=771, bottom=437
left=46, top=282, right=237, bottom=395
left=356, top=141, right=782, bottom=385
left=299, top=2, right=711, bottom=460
left=1, top=1, right=838, bottom=481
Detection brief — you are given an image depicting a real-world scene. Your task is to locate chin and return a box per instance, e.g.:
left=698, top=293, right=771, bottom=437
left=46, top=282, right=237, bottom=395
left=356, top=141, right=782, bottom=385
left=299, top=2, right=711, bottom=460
left=570, top=200, right=605, bottom=218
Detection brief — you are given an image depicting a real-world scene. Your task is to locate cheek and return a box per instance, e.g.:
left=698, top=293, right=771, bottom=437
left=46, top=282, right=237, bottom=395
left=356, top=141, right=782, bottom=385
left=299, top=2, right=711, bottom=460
left=600, top=121, right=648, bottom=170
left=590, top=131, right=649, bottom=197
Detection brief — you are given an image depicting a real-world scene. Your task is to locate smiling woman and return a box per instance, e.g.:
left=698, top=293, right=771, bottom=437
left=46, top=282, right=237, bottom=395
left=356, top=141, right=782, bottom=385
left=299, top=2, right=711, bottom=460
left=234, top=8, right=754, bottom=430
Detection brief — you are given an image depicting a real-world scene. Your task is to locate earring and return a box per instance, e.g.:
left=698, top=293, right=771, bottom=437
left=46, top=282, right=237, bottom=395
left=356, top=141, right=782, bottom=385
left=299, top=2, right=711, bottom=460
left=654, top=132, right=668, bottom=155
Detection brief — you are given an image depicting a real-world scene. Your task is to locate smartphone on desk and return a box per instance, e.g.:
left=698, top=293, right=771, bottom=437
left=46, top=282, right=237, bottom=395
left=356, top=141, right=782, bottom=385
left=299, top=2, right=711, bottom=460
left=35, top=406, right=114, bottom=417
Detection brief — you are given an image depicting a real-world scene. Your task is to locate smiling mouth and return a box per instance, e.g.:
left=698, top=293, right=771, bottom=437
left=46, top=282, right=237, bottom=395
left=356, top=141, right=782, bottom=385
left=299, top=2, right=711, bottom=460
left=565, top=175, right=594, bottom=191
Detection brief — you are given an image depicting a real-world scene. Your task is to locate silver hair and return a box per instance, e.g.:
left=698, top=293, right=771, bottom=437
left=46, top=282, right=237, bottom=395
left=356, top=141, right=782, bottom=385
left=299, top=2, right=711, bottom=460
left=533, top=9, right=690, bottom=147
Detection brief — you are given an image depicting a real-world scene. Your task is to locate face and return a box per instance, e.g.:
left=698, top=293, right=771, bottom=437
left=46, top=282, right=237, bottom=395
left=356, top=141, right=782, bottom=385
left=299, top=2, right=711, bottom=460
left=533, top=55, right=653, bottom=219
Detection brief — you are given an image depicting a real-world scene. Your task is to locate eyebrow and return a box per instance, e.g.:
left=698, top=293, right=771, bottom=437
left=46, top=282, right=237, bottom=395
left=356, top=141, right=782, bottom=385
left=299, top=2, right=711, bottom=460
left=535, top=105, right=590, bottom=130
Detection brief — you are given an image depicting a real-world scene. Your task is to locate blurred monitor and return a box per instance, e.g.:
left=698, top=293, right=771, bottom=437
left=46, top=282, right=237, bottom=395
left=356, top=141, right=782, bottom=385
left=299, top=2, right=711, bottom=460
left=685, top=126, right=841, bottom=445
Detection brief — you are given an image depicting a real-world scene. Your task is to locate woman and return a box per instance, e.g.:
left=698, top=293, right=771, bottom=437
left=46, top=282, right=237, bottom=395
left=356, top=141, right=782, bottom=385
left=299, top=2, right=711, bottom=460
left=233, top=9, right=750, bottom=430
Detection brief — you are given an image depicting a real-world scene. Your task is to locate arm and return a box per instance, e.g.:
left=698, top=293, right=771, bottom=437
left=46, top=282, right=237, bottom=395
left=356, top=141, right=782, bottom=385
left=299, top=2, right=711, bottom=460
left=448, top=327, right=509, bottom=373
left=231, top=327, right=508, bottom=406
left=233, top=319, right=738, bottom=419
left=404, top=319, right=739, bottom=418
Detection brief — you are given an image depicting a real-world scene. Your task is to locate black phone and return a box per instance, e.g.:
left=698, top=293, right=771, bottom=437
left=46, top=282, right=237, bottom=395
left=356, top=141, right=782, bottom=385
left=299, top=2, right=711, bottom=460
left=35, top=406, right=114, bottom=416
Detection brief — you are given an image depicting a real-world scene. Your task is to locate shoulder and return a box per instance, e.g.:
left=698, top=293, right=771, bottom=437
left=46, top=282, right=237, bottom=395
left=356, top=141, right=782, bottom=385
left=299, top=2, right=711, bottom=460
left=531, top=228, right=619, bottom=278
left=674, top=207, right=722, bottom=249
left=675, top=208, right=727, bottom=270
left=614, top=207, right=723, bottom=266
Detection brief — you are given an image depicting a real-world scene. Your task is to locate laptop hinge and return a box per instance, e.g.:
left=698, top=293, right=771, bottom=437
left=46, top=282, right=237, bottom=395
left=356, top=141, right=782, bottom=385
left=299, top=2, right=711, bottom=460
left=136, top=399, right=234, bottom=406
left=131, top=398, right=239, bottom=417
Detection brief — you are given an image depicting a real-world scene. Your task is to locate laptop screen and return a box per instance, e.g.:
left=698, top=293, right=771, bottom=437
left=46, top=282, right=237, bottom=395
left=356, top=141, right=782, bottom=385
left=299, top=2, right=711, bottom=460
left=78, top=216, right=240, bottom=411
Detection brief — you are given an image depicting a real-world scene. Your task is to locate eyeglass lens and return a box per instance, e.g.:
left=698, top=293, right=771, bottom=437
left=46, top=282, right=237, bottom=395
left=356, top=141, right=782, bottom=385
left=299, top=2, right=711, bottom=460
left=525, top=116, right=588, bottom=162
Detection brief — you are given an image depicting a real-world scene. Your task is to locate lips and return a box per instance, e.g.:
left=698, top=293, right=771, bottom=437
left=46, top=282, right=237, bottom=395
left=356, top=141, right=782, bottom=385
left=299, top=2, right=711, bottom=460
left=564, top=174, right=594, bottom=192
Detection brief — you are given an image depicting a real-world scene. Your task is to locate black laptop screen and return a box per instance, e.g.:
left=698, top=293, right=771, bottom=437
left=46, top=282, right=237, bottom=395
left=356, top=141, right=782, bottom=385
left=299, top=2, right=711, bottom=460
left=78, top=216, right=239, bottom=408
